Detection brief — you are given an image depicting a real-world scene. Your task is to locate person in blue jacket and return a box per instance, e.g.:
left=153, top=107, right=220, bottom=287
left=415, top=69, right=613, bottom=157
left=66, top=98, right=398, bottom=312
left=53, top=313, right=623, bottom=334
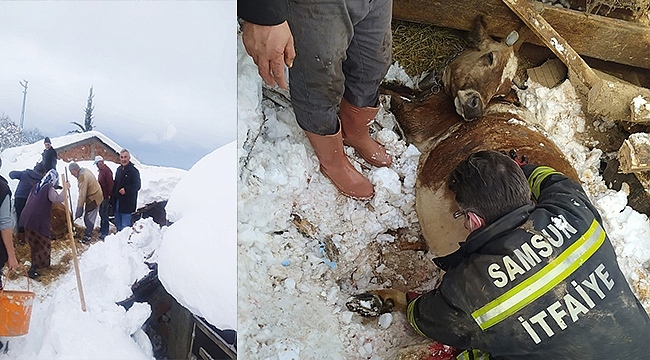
left=348, top=150, right=650, bottom=360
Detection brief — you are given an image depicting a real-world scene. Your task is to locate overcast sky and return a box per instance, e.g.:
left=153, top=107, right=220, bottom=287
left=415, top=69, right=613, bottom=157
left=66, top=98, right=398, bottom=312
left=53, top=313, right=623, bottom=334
left=0, top=1, right=236, bottom=170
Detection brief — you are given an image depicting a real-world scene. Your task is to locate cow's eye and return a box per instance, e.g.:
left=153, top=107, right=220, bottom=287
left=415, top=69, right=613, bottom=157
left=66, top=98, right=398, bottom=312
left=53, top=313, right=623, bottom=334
left=487, top=52, right=494, bottom=65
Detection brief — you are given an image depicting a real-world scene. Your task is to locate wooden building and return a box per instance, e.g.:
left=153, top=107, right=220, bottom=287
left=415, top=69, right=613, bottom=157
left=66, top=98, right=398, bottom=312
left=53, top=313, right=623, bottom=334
left=55, top=135, right=120, bottom=164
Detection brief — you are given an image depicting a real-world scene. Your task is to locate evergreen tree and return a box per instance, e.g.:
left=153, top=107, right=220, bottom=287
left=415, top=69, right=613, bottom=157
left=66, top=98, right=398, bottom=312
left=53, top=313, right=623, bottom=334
left=69, top=86, right=95, bottom=133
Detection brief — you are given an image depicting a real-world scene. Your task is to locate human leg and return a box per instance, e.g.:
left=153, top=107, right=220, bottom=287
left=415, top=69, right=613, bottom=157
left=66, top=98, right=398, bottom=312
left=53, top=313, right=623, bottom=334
left=83, top=206, right=99, bottom=238
left=116, top=212, right=131, bottom=231
left=287, top=0, right=373, bottom=198
left=114, top=200, right=122, bottom=231
left=99, top=199, right=109, bottom=237
left=14, top=198, right=27, bottom=244
left=14, top=197, right=26, bottom=232
left=305, top=128, right=374, bottom=199
left=121, top=213, right=132, bottom=229
left=340, top=0, right=393, bottom=167
left=339, top=98, right=392, bottom=167
left=25, top=229, right=50, bottom=278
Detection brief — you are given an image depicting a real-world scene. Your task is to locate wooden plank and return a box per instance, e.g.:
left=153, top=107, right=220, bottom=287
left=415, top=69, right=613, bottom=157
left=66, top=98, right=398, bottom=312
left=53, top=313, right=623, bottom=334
left=392, top=0, right=650, bottom=70
left=502, top=0, right=601, bottom=89
left=632, top=95, right=650, bottom=123
left=618, top=133, right=650, bottom=173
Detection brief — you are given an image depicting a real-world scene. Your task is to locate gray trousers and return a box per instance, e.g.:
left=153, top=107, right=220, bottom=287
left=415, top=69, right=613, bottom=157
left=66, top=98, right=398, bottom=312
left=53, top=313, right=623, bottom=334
left=83, top=206, right=99, bottom=237
left=288, top=0, right=393, bottom=135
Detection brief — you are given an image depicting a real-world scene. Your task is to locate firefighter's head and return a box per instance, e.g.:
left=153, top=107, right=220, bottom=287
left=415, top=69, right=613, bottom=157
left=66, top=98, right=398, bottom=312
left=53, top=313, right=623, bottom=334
left=448, top=150, right=531, bottom=230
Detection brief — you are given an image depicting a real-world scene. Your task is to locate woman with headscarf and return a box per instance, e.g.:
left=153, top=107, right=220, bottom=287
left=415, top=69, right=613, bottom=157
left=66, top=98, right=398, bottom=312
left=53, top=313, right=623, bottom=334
left=19, top=169, right=69, bottom=279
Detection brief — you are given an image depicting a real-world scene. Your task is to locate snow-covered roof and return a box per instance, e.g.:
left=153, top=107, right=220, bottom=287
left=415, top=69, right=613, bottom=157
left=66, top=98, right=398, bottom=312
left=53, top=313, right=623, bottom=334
left=0, top=130, right=186, bottom=209
left=46, top=130, right=141, bottom=166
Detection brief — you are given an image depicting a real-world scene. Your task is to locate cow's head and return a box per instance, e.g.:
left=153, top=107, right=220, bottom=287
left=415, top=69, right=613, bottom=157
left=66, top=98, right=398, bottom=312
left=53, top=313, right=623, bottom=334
left=443, top=16, right=519, bottom=121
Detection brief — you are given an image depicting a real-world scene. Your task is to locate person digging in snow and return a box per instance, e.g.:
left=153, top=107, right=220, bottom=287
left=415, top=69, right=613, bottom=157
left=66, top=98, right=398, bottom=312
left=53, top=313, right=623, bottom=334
left=19, top=169, right=70, bottom=279
left=9, top=162, right=45, bottom=244
left=347, top=150, right=650, bottom=359
left=69, top=162, right=103, bottom=244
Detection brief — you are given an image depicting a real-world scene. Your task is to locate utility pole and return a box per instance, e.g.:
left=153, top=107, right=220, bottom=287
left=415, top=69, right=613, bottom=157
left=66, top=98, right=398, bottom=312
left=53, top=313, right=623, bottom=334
left=19, top=80, right=28, bottom=129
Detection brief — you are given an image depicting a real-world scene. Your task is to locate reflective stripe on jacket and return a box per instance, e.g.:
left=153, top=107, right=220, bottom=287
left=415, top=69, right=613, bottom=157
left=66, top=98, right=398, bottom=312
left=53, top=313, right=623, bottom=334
left=407, top=165, right=650, bottom=359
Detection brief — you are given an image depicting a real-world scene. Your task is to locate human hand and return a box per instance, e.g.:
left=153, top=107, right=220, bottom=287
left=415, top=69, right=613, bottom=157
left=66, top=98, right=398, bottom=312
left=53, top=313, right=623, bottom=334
left=7, top=254, right=19, bottom=271
left=504, top=149, right=527, bottom=166
left=119, top=188, right=125, bottom=195
left=346, top=289, right=408, bottom=317
left=241, top=20, right=295, bottom=89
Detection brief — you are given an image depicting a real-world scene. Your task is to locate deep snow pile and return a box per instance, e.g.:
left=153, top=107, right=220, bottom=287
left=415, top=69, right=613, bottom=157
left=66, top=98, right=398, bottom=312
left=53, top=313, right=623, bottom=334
left=0, top=139, right=237, bottom=359
left=2, top=219, right=163, bottom=359
left=158, top=141, right=238, bottom=330
left=237, top=34, right=650, bottom=359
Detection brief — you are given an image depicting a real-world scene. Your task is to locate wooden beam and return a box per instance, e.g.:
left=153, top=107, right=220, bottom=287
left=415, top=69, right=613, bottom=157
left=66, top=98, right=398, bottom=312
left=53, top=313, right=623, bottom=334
left=393, top=0, right=650, bottom=70
left=618, top=133, right=650, bottom=173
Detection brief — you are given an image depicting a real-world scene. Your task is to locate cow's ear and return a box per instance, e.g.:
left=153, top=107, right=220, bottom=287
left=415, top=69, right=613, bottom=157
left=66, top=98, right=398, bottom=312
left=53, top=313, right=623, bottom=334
left=467, top=15, right=489, bottom=48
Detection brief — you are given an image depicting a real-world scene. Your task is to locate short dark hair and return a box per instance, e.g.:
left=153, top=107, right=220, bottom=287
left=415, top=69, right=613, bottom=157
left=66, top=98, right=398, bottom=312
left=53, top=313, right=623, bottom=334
left=448, top=150, right=531, bottom=225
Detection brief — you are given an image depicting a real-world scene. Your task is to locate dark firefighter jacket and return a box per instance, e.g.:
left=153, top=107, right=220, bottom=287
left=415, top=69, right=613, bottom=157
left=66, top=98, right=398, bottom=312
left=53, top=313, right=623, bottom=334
left=407, top=164, right=650, bottom=359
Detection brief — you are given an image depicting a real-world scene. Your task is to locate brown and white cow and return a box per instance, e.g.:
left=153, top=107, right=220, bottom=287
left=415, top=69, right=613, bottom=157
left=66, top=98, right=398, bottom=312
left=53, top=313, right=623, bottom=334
left=386, top=17, right=579, bottom=257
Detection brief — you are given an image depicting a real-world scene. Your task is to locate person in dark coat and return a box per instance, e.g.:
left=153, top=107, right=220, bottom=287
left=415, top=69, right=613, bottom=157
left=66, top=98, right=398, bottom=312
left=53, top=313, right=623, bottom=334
left=348, top=150, right=650, bottom=360
left=9, top=162, right=45, bottom=242
left=19, top=169, right=69, bottom=279
left=111, top=149, right=141, bottom=232
left=0, top=157, right=18, bottom=290
left=41, top=137, right=58, bottom=172
left=94, top=155, right=114, bottom=239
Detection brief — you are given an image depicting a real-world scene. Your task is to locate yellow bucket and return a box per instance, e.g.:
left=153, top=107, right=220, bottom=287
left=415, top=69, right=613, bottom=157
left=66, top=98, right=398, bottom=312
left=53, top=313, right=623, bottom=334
left=0, top=271, right=35, bottom=336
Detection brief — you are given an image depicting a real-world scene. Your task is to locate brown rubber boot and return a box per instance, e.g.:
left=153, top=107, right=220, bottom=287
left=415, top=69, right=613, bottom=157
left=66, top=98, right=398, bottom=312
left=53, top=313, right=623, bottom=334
left=339, top=98, right=392, bottom=167
left=305, top=129, right=374, bottom=200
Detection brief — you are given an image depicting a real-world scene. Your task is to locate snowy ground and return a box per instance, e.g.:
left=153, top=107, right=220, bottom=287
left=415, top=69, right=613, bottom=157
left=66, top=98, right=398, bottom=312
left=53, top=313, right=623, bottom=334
left=236, top=34, right=650, bottom=359
left=0, top=139, right=236, bottom=359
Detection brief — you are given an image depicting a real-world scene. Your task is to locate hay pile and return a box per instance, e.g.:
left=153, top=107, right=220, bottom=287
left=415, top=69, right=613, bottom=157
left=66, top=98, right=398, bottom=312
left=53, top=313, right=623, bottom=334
left=9, top=206, right=94, bottom=286
left=391, top=20, right=467, bottom=79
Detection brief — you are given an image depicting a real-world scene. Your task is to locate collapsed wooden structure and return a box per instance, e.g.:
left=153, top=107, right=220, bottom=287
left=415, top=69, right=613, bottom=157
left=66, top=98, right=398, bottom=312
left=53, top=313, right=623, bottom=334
left=392, top=0, right=649, bottom=70
left=392, top=0, right=650, bottom=213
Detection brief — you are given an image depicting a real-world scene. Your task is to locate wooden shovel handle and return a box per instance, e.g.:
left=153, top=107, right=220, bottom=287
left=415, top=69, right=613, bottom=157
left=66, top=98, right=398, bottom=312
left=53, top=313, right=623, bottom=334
left=62, top=173, right=87, bottom=312
left=502, top=0, right=600, bottom=89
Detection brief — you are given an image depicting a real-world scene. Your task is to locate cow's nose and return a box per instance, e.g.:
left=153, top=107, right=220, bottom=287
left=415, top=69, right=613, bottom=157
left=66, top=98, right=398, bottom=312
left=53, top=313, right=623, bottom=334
left=462, top=93, right=483, bottom=120
left=454, top=90, right=484, bottom=121
left=468, top=94, right=480, bottom=109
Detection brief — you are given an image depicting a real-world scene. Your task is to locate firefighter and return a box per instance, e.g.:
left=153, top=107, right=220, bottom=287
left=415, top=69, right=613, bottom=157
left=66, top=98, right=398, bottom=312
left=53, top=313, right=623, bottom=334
left=348, top=150, right=650, bottom=359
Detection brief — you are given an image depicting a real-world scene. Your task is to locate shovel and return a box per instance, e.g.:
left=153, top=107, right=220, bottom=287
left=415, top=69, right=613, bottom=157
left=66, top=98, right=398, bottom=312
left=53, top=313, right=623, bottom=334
left=502, top=0, right=650, bottom=124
